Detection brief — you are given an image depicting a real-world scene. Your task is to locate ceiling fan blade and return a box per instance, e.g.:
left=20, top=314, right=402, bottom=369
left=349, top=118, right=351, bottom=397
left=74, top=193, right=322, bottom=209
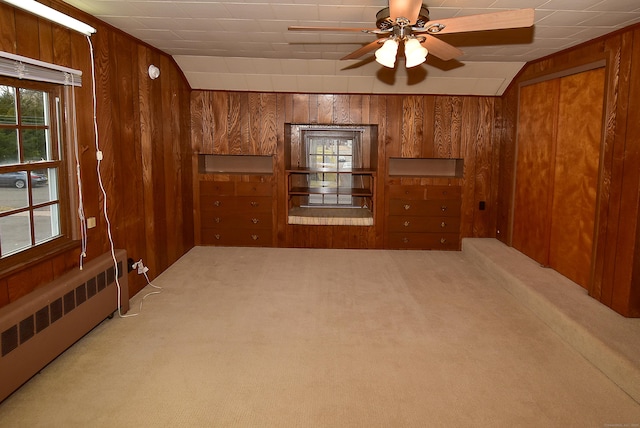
left=430, top=8, right=534, bottom=34
left=288, top=26, right=377, bottom=32
left=421, top=37, right=463, bottom=61
left=389, top=0, right=423, bottom=23
left=341, top=39, right=383, bottom=60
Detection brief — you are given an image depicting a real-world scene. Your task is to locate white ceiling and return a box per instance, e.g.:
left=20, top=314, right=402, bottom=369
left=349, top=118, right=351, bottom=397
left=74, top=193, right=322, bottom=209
left=61, top=0, right=640, bottom=96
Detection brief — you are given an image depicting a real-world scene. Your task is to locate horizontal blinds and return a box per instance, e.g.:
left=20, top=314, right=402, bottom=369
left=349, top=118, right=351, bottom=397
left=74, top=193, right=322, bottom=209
left=0, top=51, right=82, bottom=87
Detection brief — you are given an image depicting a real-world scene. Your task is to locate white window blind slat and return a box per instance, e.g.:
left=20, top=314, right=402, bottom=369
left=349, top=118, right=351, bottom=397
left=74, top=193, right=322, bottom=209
left=0, top=51, right=82, bottom=87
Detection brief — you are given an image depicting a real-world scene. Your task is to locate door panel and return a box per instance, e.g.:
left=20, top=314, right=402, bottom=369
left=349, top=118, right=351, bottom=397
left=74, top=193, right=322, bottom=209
left=549, top=68, right=605, bottom=287
left=512, top=79, right=559, bottom=265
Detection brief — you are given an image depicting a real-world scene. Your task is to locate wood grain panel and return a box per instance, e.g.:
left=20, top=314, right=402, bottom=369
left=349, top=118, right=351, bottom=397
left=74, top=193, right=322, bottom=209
left=14, top=9, right=39, bottom=58
left=213, top=91, right=229, bottom=154
left=190, top=91, right=204, bottom=152
left=227, top=92, right=243, bottom=155
left=260, top=93, right=278, bottom=155
left=512, top=79, right=559, bottom=265
left=349, top=95, right=363, bottom=124
left=549, top=68, right=604, bottom=288
left=402, top=97, right=423, bottom=158
left=334, top=95, right=350, bottom=123
left=37, top=18, right=54, bottom=64
left=317, top=94, right=333, bottom=124
left=597, top=35, right=633, bottom=308
left=611, top=27, right=640, bottom=315
left=0, top=4, right=16, bottom=53
left=248, top=93, right=261, bottom=155
left=471, top=97, right=494, bottom=238
left=292, top=94, right=310, bottom=123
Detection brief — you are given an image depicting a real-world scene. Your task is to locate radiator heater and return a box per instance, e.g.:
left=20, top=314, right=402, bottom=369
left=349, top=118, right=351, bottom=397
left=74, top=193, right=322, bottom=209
left=0, top=249, right=129, bottom=402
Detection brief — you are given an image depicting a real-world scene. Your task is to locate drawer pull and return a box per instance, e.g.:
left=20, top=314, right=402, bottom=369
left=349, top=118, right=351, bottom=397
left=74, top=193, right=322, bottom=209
left=440, top=221, right=446, bottom=228
left=441, top=205, right=448, bottom=212
left=215, top=217, right=221, bottom=223
left=403, top=204, right=411, bottom=210
left=251, top=218, right=260, bottom=224
left=403, top=221, right=410, bottom=227
left=214, top=200, right=221, bottom=207
left=250, top=201, right=259, bottom=207
left=214, top=234, right=221, bottom=240
left=251, top=234, right=259, bottom=240
left=440, top=238, right=447, bottom=244
left=402, top=237, right=409, bottom=243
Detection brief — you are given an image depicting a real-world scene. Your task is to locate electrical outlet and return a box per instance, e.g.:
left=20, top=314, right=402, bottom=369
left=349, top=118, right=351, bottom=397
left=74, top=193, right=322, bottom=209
left=87, top=217, right=96, bottom=228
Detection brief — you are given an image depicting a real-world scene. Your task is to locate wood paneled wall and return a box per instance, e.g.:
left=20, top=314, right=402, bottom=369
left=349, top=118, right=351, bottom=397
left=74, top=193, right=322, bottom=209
left=499, top=23, right=640, bottom=316
left=191, top=92, right=499, bottom=248
left=0, top=0, right=194, bottom=308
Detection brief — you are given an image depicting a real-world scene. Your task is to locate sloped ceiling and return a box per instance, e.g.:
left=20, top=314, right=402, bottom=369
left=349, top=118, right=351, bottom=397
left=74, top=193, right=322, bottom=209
left=62, top=0, right=640, bottom=95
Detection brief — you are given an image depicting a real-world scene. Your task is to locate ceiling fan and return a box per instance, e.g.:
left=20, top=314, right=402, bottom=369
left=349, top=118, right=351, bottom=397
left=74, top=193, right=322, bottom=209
left=289, top=0, right=535, bottom=68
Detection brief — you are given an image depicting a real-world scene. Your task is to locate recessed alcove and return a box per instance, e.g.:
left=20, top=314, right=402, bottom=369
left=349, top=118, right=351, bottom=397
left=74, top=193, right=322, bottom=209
left=285, top=124, right=378, bottom=226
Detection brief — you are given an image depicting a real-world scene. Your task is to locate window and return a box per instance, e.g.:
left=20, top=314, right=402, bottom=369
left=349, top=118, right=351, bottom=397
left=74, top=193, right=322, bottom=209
left=0, top=78, right=69, bottom=261
left=304, top=130, right=361, bottom=206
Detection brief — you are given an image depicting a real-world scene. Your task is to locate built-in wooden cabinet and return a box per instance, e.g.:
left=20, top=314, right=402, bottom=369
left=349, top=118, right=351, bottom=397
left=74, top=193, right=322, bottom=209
left=384, top=157, right=463, bottom=250
left=386, top=184, right=462, bottom=250
left=196, top=155, right=275, bottom=247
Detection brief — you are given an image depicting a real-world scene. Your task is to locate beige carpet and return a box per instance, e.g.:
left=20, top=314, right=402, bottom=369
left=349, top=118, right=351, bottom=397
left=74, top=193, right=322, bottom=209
left=1, top=241, right=639, bottom=427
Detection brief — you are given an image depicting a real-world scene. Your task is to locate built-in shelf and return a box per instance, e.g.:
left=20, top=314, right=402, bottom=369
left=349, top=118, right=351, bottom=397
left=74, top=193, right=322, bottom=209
left=388, top=157, right=463, bottom=177
left=198, top=154, right=273, bottom=175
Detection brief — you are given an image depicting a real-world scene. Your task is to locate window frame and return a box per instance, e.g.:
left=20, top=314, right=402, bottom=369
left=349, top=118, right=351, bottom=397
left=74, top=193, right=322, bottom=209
left=302, top=129, right=362, bottom=207
left=0, top=76, right=77, bottom=275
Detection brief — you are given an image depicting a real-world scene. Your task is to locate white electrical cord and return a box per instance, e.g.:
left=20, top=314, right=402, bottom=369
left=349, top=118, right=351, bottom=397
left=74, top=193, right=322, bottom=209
left=86, top=35, right=137, bottom=318
left=139, top=267, right=163, bottom=311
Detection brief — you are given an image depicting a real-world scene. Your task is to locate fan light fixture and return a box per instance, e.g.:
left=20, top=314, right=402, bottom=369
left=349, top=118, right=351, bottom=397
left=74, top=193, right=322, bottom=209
left=1, top=0, right=96, bottom=36
left=375, top=37, right=428, bottom=69
left=374, top=39, right=399, bottom=68
left=404, top=38, right=428, bottom=68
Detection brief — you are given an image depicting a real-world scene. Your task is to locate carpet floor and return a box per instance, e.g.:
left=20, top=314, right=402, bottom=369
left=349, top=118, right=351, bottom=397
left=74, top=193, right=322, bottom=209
left=0, top=240, right=639, bottom=427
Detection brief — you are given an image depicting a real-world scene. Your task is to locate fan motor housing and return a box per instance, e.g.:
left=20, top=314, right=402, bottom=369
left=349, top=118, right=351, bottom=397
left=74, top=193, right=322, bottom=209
left=376, top=6, right=430, bottom=29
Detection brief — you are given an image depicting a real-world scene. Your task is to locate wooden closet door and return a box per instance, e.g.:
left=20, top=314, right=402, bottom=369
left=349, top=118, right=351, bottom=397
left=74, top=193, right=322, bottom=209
left=512, top=79, right=559, bottom=265
left=549, top=68, right=605, bottom=288
left=513, top=68, right=605, bottom=289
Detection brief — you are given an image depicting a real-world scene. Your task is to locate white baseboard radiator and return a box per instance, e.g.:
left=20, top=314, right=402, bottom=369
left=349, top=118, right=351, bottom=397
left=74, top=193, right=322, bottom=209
left=0, top=249, right=129, bottom=402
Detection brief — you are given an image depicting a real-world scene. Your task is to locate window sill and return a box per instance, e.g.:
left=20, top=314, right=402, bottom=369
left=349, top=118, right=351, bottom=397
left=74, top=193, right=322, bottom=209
left=288, top=207, right=373, bottom=226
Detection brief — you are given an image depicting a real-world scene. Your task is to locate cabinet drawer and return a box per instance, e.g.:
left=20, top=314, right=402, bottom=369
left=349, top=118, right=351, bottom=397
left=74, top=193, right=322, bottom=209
left=201, top=228, right=272, bottom=247
left=389, top=199, right=461, bottom=216
left=236, top=181, right=272, bottom=196
left=200, top=181, right=234, bottom=196
left=426, top=185, right=462, bottom=200
left=232, top=212, right=272, bottom=229
left=200, top=195, right=235, bottom=212
left=235, top=196, right=272, bottom=213
left=387, top=185, right=427, bottom=199
left=200, top=212, right=236, bottom=227
left=387, top=232, right=460, bottom=250
left=388, top=216, right=461, bottom=233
